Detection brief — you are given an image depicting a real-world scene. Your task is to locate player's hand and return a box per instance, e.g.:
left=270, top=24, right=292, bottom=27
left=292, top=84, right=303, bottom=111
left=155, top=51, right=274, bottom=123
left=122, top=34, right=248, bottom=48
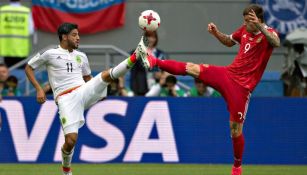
left=36, top=88, right=46, bottom=104
left=208, top=23, right=219, bottom=35
left=170, top=88, right=177, bottom=97
left=248, top=10, right=261, bottom=26
left=159, top=72, right=170, bottom=86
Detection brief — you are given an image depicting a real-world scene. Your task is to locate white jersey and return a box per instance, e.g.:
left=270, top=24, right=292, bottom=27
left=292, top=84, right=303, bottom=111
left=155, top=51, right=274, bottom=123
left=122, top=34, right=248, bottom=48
left=28, top=46, right=91, bottom=98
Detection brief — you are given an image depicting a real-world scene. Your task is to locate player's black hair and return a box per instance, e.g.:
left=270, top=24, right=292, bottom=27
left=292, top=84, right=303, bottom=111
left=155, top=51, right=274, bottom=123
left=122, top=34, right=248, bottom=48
left=57, top=23, right=78, bottom=42
left=6, top=75, right=18, bottom=86
left=10, top=0, right=20, bottom=2
left=194, top=78, right=203, bottom=83
left=165, top=75, right=177, bottom=85
left=243, top=4, right=264, bottom=23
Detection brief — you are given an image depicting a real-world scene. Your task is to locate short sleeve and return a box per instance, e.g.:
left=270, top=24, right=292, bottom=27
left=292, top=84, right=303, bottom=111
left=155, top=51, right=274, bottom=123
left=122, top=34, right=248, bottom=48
left=230, top=25, right=244, bottom=44
left=27, top=52, right=48, bottom=69
left=81, top=54, right=91, bottom=76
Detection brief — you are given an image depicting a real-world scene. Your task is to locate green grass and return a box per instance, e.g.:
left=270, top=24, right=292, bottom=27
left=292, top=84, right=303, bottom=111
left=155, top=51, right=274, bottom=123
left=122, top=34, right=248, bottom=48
left=0, top=164, right=306, bottom=175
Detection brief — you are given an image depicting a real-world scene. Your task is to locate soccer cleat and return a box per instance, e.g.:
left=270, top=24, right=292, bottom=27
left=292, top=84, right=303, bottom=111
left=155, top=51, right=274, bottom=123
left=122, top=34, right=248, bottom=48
left=135, top=36, right=154, bottom=70
left=135, top=35, right=149, bottom=60
left=136, top=36, right=158, bottom=70
left=231, top=166, right=242, bottom=175
left=62, top=167, right=72, bottom=175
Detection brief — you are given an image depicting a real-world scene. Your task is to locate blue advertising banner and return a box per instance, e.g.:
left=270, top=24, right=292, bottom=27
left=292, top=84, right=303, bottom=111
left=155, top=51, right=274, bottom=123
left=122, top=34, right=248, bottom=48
left=252, top=0, right=307, bottom=38
left=0, top=97, right=306, bottom=164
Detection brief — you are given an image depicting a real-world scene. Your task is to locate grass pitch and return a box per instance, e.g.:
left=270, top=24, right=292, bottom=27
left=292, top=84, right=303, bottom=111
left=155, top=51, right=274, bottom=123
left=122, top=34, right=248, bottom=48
left=0, top=164, right=306, bottom=175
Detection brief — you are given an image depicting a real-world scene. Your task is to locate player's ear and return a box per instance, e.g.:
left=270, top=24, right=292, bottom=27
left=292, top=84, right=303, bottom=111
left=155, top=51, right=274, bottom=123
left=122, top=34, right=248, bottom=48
left=62, top=34, right=68, bottom=41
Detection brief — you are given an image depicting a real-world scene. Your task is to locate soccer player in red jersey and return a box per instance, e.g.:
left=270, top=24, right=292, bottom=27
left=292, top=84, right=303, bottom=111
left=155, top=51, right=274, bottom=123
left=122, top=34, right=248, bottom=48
left=138, top=4, right=280, bottom=175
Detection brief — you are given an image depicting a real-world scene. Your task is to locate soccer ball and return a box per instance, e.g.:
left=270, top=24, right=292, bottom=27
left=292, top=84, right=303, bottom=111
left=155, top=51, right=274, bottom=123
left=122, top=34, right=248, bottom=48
left=138, top=10, right=161, bottom=32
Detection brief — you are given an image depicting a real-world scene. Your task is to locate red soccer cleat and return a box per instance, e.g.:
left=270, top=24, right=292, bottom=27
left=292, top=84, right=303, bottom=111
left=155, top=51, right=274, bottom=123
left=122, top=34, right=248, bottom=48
left=231, top=166, right=242, bottom=175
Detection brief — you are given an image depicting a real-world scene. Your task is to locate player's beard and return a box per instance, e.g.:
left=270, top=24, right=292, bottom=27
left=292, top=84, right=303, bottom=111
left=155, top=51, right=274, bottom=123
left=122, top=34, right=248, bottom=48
left=68, top=39, right=79, bottom=50
left=245, top=24, right=257, bottom=33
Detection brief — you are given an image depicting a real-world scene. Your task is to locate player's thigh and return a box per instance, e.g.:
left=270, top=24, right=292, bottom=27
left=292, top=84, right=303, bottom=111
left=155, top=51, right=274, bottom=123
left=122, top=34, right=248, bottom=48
left=198, top=65, right=229, bottom=93
left=225, top=82, right=251, bottom=123
left=63, top=123, right=80, bottom=135
left=79, top=73, right=109, bottom=109
left=57, top=93, right=85, bottom=129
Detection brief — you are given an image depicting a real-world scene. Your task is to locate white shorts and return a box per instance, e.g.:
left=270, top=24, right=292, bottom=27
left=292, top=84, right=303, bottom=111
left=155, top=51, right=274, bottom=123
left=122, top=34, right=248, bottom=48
left=57, top=74, right=108, bottom=135
left=63, top=122, right=80, bottom=135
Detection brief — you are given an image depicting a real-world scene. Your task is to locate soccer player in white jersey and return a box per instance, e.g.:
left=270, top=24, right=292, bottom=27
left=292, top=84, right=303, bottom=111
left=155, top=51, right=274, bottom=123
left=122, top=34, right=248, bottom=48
left=25, top=23, right=147, bottom=175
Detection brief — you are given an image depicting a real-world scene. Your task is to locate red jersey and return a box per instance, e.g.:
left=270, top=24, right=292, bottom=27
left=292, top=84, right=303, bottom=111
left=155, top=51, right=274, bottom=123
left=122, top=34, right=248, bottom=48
left=227, top=25, right=278, bottom=91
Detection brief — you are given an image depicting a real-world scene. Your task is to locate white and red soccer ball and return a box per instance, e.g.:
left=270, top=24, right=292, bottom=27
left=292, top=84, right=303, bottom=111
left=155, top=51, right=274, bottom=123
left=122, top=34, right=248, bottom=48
left=138, top=10, right=160, bottom=32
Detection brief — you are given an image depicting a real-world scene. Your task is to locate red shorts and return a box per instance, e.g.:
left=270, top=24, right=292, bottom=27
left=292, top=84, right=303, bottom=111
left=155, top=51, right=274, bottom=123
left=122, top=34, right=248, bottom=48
left=198, top=65, right=251, bottom=123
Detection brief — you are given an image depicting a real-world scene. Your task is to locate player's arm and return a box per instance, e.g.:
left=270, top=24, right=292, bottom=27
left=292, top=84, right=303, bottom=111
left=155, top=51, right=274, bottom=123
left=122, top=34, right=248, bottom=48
left=25, top=64, right=46, bottom=104
left=256, top=23, right=280, bottom=47
left=208, top=22, right=236, bottom=47
left=81, top=53, right=92, bottom=82
left=83, top=75, right=92, bottom=82
left=249, top=10, right=280, bottom=47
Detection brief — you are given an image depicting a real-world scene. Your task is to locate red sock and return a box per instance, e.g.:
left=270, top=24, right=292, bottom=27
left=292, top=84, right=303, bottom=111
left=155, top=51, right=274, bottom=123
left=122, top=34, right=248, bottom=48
left=156, top=59, right=187, bottom=75
left=62, top=167, right=71, bottom=173
left=232, top=134, right=244, bottom=167
left=130, top=53, right=137, bottom=63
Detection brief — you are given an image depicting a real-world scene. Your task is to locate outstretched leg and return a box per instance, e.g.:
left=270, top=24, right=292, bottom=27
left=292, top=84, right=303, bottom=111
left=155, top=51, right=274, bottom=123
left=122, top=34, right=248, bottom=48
left=154, top=59, right=188, bottom=76
left=136, top=41, right=202, bottom=78
left=140, top=52, right=189, bottom=76
left=103, top=36, right=149, bottom=83
left=82, top=36, right=150, bottom=107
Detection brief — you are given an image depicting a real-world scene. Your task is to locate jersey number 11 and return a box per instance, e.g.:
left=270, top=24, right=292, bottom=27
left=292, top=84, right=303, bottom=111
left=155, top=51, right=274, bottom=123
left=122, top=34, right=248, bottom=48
left=66, top=62, right=73, bottom=72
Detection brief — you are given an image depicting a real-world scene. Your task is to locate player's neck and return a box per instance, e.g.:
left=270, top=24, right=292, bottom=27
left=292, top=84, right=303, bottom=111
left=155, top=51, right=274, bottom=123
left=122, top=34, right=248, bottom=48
left=60, top=43, right=73, bottom=52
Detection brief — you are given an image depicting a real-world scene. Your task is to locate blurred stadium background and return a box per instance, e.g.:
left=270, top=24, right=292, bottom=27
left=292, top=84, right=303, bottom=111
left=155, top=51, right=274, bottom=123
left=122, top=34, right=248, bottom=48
left=0, top=0, right=306, bottom=175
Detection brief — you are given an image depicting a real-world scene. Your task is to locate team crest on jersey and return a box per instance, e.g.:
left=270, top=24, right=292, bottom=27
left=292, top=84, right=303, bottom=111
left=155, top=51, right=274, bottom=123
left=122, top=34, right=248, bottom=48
left=254, top=0, right=307, bottom=38
left=75, top=56, right=82, bottom=64
left=256, top=37, right=262, bottom=43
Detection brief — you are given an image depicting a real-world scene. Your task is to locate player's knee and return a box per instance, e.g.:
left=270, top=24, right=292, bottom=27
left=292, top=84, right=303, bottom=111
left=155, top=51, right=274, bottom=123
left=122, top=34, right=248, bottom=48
left=101, top=70, right=113, bottom=83
left=230, top=122, right=243, bottom=138
left=65, top=136, right=77, bottom=150
left=231, top=129, right=242, bottom=138
left=186, top=63, right=200, bottom=78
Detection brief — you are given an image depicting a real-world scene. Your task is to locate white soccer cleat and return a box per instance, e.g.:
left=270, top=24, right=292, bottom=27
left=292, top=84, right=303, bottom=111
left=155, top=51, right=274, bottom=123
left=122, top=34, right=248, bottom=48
left=62, top=172, right=72, bottom=175
left=135, top=36, right=151, bottom=69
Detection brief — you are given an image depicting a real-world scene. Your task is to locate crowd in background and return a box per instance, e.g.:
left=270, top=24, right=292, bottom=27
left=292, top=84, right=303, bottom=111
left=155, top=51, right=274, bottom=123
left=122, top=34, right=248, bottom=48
left=0, top=64, right=21, bottom=99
